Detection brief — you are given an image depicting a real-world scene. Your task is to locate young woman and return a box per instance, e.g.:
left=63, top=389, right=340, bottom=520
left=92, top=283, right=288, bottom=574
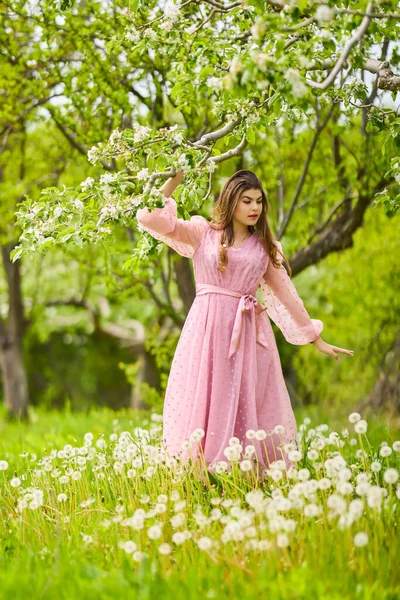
left=136, top=169, right=353, bottom=474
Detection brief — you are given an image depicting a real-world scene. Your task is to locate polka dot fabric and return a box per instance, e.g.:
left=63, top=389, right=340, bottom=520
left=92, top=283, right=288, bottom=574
left=137, top=197, right=323, bottom=470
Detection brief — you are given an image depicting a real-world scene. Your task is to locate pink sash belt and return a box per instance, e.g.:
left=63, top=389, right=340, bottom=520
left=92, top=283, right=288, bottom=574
left=195, top=283, right=270, bottom=358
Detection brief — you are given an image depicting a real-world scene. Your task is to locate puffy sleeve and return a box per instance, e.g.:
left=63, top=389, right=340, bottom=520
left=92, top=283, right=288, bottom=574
left=136, top=196, right=209, bottom=259
left=259, top=240, right=323, bottom=345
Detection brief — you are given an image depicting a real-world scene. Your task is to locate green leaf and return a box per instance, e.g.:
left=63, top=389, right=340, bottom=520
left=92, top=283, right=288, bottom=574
left=10, top=246, right=24, bottom=263
left=130, top=0, right=141, bottom=11
left=246, top=127, right=256, bottom=145
left=199, top=66, right=214, bottom=79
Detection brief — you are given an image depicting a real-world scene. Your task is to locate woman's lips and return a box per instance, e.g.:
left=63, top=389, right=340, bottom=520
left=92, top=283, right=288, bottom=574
left=248, top=215, right=258, bottom=218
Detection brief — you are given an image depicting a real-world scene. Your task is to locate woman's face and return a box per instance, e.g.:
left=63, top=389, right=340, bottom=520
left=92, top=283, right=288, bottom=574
left=232, top=188, right=263, bottom=227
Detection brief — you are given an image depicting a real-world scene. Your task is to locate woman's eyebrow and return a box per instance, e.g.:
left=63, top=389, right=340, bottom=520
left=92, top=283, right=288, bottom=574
left=242, top=195, right=262, bottom=200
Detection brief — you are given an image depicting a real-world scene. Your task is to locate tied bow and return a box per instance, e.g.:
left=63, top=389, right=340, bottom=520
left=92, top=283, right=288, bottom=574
left=228, top=294, right=270, bottom=358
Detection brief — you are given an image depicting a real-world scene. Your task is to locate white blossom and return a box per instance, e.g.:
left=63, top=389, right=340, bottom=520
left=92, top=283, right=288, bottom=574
left=54, top=206, right=64, bottom=218
left=165, top=2, right=181, bottom=22
left=320, top=29, right=332, bottom=40
left=100, top=173, right=117, bottom=185
left=284, top=68, right=308, bottom=98
left=206, top=160, right=216, bottom=173
left=87, top=145, right=101, bottom=165
left=125, top=29, right=141, bottom=43
left=161, top=20, right=173, bottom=32
left=250, top=17, right=266, bottom=40
left=133, top=123, right=152, bottom=143
left=144, top=28, right=157, bottom=41
left=229, top=57, right=242, bottom=76
left=80, top=177, right=95, bottom=192
left=315, top=6, right=334, bottom=23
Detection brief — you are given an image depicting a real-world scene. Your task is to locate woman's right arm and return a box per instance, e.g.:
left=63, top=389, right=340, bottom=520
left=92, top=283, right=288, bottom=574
left=159, top=168, right=184, bottom=198
left=136, top=169, right=209, bottom=259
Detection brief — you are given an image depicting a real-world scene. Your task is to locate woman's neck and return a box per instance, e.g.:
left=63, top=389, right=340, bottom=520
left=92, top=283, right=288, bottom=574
left=232, top=221, right=250, bottom=239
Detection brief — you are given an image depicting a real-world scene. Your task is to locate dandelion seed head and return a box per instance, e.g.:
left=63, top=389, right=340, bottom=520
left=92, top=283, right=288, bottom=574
left=354, top=420, right=368, bottom=434
left=380, top=446, right=392, bottom=458
left=349, top=412, right=361, bottom=424
left=276, top=532, right=289, bottom=548
left=288, top=450, right=302, bottom=462
left=197, top=536, right=213, bottom=551
left=274, top=425, right=285, bottom=435
left=354, top=532, right=368, bottom=547
left=228, top=436, right=241, bottom=447
left=147, top=524, right=163, bottom=540
left=240, top=460, right=253, bottom=472
left=384, top=468, right=398, bottom=485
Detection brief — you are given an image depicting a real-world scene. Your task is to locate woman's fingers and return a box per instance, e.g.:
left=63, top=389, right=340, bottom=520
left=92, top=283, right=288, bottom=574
left=328, top=346, right=354, bottom=361
left=331, top=348, right=339, bottom=361
left=313, top=340, right=354, bottom=360
left=336, top=347, right=354, bottom=356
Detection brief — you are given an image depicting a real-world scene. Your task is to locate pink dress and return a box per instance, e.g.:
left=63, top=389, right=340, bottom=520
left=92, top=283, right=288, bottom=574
left=137, top=197, right=323, bottom=471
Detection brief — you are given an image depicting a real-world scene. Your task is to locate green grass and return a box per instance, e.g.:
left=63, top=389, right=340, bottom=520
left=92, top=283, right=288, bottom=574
left=0, top=404, right=399, bottom=600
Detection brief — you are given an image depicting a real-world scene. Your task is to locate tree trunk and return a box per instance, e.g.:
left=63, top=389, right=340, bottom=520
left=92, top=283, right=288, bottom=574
left=174, top=256, right=196, bottom=316
left=0, top=336, right=29, bottom=418
left=131, top=348, right=161, bottom=410
left=356, top=332, right=400, bottom=416
left=0, top=241, right=29, bottom=418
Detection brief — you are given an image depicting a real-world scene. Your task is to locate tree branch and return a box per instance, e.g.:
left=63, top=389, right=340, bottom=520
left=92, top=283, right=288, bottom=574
left=305, top=3, right=374, bottom=90
left=277, top=101, right=337, bottom=237
left=289, top=176, right=392, bottom=275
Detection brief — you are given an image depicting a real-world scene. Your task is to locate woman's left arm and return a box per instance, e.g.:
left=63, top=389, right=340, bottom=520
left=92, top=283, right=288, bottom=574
left=260, top=240, right=354, bottom=361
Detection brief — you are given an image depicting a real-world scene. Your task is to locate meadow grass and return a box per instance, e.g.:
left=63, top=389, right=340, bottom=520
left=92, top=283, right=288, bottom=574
left=0, top=404, right=399, bottom=600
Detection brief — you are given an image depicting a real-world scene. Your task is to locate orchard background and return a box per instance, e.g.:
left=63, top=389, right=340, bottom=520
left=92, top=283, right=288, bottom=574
left=0, top=1, right=399, bottom=598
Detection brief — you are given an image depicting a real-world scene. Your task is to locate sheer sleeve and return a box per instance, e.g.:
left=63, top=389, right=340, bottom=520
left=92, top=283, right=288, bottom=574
left=136, top=196, right=209, bottom=258
left=259, top=240, right=323, bottom=345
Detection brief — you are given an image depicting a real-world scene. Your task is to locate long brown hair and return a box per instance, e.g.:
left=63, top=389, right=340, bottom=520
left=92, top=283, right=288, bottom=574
left=208, top=169, right=292, bottom=275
